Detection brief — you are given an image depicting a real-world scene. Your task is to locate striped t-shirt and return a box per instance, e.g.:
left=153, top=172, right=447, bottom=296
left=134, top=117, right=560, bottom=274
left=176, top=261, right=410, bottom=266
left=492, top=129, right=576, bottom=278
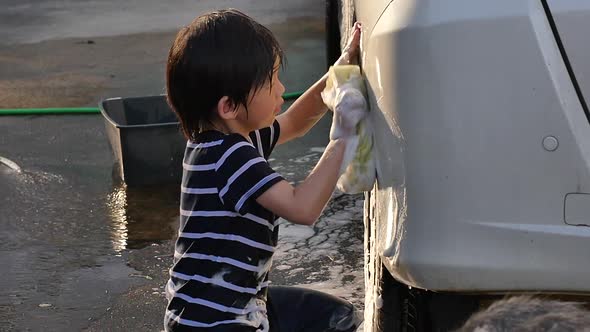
left=165, top=120, right=284, bottom=331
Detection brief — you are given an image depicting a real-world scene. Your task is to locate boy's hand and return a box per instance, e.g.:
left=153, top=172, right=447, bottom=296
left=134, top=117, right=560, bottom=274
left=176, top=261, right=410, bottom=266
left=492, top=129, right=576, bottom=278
left=334, top=22, right=362, bottom=66
left=330, top=85, right=367, bottom=140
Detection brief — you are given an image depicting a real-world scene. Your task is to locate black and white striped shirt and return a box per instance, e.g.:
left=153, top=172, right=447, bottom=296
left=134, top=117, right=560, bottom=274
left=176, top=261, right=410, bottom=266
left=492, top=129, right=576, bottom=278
left=165, top=121, right=283, bottom=331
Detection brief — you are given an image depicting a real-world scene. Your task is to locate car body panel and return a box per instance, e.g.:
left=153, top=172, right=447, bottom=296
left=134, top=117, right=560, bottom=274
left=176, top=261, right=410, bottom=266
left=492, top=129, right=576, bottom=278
left=351, top=0, right=392, bottom=39
left=546, top=0, right=590, bottom=125
left=358, top=0, right=590, bottom=292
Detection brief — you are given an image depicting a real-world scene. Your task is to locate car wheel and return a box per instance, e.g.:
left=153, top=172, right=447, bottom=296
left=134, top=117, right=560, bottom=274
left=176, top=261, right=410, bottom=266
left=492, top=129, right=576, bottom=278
left=364, top=191, right=424, bottom=332
left=364, top=190, right=481, bottom=331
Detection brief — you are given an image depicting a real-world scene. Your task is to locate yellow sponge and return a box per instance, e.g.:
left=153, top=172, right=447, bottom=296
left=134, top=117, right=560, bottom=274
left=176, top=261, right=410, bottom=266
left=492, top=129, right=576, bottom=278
left=325, top=65, right=365, bottom=96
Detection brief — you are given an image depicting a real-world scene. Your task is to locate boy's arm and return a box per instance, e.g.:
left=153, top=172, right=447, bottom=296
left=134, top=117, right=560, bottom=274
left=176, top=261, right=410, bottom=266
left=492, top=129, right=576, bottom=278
left=256, top=138, right=347, bottom=225
left=276, top=22, right=362, bottom=145
left=258, top=83, right=367, bottom=225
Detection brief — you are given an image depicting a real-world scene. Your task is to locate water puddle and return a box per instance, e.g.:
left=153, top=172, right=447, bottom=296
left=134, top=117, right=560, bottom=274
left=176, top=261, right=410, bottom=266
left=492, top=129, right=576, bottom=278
left=106, top=183, right=179, bottom=252
left=0, top=161, right=147, bottom=330
left=272, top=193, right=365, bottom=309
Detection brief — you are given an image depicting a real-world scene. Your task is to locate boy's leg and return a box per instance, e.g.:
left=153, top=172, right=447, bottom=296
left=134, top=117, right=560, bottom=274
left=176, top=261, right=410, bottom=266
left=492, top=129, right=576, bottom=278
left=267, top=285, right=362, bottom=332
left=165, top=316, right=258, bottom=332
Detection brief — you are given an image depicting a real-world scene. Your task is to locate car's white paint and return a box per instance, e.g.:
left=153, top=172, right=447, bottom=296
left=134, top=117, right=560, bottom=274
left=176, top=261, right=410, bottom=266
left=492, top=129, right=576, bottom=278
left=358, top=0, right=590, bottom=292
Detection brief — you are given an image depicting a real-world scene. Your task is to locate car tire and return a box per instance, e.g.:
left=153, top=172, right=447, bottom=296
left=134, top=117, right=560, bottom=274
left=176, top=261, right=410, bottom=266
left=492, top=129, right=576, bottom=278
left=364, top=191, right=480, bottom=331
left=364, top=191, right=420, bottom=332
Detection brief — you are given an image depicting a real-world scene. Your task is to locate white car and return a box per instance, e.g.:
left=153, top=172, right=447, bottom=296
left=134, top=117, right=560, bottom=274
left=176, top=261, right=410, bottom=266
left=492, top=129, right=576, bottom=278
left=327, top=1, right=590, bottom=330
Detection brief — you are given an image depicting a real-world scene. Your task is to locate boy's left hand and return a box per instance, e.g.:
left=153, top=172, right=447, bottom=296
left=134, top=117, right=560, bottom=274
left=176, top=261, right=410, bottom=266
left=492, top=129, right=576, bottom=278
left=329, top=86, right=367, bottom=140
left=334, top=22, right=362, bottom=66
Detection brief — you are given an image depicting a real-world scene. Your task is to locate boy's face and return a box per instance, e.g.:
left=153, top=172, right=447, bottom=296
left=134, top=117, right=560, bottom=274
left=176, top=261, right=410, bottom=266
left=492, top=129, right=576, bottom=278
left=239, top=62, right=285, bottom=131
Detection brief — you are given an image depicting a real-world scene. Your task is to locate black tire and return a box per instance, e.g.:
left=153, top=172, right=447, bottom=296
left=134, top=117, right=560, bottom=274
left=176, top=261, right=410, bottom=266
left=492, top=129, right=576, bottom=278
left=364, top=191, right=479, bottom=332
left=325, top=0, right=342, bottom=68
left=364, top=191, right=415, bottom=332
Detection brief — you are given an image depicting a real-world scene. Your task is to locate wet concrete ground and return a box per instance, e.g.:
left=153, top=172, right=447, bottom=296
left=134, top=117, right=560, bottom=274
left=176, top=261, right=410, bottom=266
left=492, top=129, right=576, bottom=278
left=0, top=1, right=365, bottom=331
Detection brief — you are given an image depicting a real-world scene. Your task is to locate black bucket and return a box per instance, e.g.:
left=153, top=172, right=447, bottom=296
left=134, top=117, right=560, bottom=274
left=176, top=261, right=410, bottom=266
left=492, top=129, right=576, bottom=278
left=100, top=95, right=185, bottom=186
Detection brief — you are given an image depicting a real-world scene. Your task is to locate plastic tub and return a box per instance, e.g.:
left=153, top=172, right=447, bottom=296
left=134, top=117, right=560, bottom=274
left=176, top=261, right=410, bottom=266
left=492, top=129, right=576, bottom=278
left=100, top=95, right=185, bottom=186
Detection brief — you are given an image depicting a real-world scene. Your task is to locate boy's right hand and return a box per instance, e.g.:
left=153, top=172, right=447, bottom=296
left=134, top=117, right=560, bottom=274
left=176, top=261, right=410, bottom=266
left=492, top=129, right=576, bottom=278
left=334, top=22, right=362, bottom=66
left=329, top=22, right=365, bottom=140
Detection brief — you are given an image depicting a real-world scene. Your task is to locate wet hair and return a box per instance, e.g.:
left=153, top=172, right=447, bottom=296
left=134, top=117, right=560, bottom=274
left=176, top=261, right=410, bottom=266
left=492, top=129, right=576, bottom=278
left=456, top=296, right=590, bottom=332
left=166, top=9, right=285, bottom=140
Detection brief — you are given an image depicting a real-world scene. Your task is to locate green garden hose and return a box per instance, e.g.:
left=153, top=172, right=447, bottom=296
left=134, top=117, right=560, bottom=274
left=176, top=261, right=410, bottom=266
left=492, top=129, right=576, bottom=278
left=0, top=91, right=304, bottom=116
left=0, top=107, right=101, bottom=116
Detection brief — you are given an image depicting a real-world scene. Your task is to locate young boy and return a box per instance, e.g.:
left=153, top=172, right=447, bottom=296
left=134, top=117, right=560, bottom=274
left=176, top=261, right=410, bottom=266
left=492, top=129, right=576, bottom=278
left=164, top=9, right=363, bottom=331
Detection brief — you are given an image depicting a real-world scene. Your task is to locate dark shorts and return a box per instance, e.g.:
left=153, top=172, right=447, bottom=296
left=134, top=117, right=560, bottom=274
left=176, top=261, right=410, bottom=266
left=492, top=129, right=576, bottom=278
left=165, top=286, right=362, bottom=332
left=267, top=286, right=362, bottom=332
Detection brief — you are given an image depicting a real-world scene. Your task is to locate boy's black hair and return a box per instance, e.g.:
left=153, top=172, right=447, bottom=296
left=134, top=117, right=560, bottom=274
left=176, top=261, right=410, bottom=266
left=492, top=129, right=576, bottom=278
left=166, top=9, right=285, bottom=140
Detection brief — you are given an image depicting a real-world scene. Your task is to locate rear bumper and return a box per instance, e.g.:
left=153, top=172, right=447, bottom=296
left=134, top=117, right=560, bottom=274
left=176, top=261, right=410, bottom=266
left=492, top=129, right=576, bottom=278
left=361, top=0, right=590, bottom=292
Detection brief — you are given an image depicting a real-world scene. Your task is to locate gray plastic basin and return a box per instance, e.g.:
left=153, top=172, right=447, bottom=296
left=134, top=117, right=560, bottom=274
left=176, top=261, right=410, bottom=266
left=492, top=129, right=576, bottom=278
left=100, top=95, right=185, bottom=186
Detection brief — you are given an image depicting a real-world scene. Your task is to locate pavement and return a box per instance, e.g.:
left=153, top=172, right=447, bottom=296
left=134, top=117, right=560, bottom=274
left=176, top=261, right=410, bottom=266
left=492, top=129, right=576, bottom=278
left=0, top=1, right=365, bottom=331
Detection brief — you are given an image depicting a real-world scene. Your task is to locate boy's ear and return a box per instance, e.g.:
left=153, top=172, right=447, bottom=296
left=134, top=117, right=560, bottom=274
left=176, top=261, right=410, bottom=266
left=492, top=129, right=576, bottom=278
left=217, top=96, right=239, bottom=120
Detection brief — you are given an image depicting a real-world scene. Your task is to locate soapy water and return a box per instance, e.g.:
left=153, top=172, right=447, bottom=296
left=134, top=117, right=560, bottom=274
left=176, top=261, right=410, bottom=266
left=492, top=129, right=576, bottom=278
left=273, top=194, right=365, bottom=307
left=269, top=147, right=366, bottom=330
